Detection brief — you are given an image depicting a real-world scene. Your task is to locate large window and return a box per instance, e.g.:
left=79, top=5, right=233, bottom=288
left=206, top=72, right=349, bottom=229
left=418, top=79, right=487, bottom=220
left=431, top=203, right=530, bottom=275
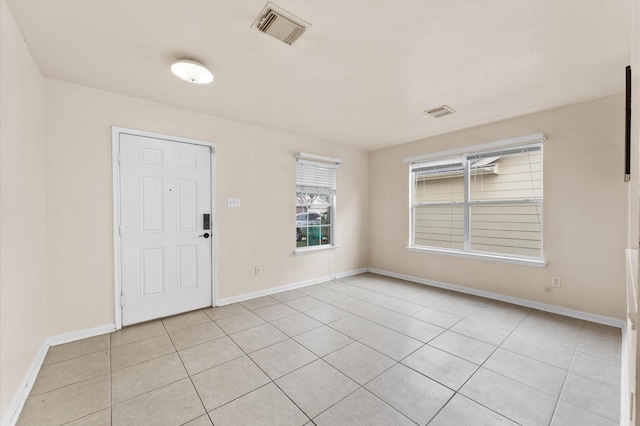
left=407, top=134, right=544, bottom=264
left=295, top=154, right=341, bottom=250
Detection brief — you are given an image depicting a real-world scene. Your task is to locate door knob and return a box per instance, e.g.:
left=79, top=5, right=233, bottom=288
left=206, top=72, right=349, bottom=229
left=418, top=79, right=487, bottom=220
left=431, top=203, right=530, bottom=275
left=198, top=233, right=210, bottom=239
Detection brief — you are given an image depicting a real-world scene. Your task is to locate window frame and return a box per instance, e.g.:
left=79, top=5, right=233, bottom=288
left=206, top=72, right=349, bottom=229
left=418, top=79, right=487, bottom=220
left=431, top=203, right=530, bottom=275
left=405, top=133, right=547, bottom=267
left=295, top=153, right=342, bottom=254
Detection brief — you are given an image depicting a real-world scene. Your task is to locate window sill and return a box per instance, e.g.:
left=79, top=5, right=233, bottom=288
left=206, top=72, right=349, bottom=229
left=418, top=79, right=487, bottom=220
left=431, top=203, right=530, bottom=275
left=294, top=245, right=338, bottom=255
left=406, top=246, right=547, bottom=267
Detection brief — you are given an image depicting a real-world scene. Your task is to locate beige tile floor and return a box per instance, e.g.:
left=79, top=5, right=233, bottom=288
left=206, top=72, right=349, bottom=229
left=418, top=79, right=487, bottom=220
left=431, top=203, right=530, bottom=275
left=18, top=273, right=622, bottom=425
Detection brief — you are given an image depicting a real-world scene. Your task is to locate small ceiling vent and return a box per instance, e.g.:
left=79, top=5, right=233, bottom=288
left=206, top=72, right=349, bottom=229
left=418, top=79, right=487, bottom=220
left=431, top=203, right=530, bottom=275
left=253, top=2, right=310, bottom=45
left=424, top=105, right=455, bottom=118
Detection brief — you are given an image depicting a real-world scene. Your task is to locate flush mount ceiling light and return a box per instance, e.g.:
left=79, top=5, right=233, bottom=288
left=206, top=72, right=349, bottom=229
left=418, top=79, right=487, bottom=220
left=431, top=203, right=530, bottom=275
left=170, top=59, right=213, bottom=84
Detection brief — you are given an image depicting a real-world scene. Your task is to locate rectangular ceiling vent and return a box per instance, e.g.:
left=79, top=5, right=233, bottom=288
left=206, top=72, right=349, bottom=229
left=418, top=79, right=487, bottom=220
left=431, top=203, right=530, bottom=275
left=424, top=105, right=455, bottom=118
left=253, top=2, right=310, bottom=45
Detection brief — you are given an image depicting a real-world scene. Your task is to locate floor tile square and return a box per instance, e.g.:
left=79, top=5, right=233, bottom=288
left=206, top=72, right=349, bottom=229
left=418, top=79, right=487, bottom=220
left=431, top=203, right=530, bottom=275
left=450, top=318, right=510, bottom=345
left=31, top=350, right=110, bottom=395
left=501, top=332, right=575, bottom=369
left=466, top=301, right=531, bottom=331
left=401, top=344, right=478, bottom=390
left=356, top=292, right=423, bottom=315
left=360, top=328, right=423, bottom=360
left=249, top=338, right=318, bottom=379
left=169, top=321, right=225, bottom=351
left=240, top=295, right=279, bottom=310
left=253, top=302, right=299, bottom=322
left=324, top=342, right=395, bottom=385
left=576, top=324, right=622, bottom=360
left=309, top=289, right=348, bottom=303
left=271, top=313, right=323, bottom=336
left=429, top=331, right=495, bottom=364
left=112, top=378, right=205, bottom=425
left=110, top=320, right=166, bottom=347
left=179, top=336, right=244, bottom=375
left=430, top=394, right=517, bottom=426
left=304, top=305, right=352, bottom=323
left=184, top=415, right=213, bottom=426
left=112, top=352, right=187, bottom=405
left=209, top=383, right=308, bottom=426
left=328, top=315, right=381, bottom=339
left=551, top=400, right=618, bottom=426
left=365, top=363, right=453, bottom=424
left=161, top=310, right=211, bottom=332
left=191, top=356, right=270, bottom=411
left=333, top=284, right=369, bottom=296
left=285, top=296, right=327, bottom=312
left=386, top=316, right=444, bottom=343
left=203, top=303, right=248, bottom=320
left=276, top=360, right=359, bottom=418
left=111, top=334, right=175, bottom=371
left=314, top=388, right=413, bottom=426
left=229, top=323, right=288, bottom=353
left=18, top=374, right=110, bottom=426
left=560, top=372, right=620, bottom=422
left=215, top=311, right=266, bottom=334
left=460, top=368, right=557, bottom=426
left=271, top=289, right=306, bottom=302
left=483, top=348, right=567, bottom=397
left=570, top=350, right=621, bottom=388
left=64, top=408, right=111, bottom=426
left=293, top=325, right=354, bottom=357
left=44, top=334, right=110, bottom=365
left=411, top=307, right=462, bottom=328
left=430, top=293, right=487, bottom=317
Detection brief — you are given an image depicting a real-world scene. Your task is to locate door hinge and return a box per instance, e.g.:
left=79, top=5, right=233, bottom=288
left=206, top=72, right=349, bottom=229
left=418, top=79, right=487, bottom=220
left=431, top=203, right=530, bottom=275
left=119, top=225, right=122, bottom=236
left=117, top=153, right=122, bottom=164
left=120, top=296, right=125, bottom=307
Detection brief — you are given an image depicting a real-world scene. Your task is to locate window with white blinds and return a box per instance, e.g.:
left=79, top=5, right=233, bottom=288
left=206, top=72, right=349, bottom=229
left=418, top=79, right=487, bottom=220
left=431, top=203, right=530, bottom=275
left=295, top=155, right=340, bottom=250
left=409, top=135, right=544, bottom=262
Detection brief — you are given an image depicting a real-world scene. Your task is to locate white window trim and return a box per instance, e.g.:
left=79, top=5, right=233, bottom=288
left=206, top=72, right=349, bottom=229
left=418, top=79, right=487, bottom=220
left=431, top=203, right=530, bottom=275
left=406, top=133, right=546, bottom=267
left=406, top=246, right=547, bottom=267
left=295, top=153, right=341, bottom=254
left=294, top=245, right=339, bottom=255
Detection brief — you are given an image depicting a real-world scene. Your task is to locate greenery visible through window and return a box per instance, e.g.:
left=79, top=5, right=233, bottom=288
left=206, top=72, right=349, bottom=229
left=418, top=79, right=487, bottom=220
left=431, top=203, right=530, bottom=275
left=410, top=140, right=543, bottom=260
left=296, top=159, right=337, bottom=249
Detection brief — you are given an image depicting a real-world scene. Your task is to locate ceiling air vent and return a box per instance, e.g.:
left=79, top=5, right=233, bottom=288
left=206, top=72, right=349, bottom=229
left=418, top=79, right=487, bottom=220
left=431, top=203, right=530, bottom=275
left=424, top=105, right=455, bottom=118
left=253, top=2, right=310, bottom=45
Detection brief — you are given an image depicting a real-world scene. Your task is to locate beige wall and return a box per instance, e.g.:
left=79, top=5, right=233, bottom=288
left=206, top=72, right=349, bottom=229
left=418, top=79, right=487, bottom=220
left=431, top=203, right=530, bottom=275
left=42, top=79, right=369, bottom=337
left=0, top=0, right=46, bottom=420
left=369, top=95, right=628, bottom=319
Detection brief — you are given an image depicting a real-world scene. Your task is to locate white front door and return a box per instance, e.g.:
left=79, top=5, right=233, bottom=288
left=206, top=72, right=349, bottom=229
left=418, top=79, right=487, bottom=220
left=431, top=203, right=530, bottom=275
left=118, top=132, right=213, bottom=326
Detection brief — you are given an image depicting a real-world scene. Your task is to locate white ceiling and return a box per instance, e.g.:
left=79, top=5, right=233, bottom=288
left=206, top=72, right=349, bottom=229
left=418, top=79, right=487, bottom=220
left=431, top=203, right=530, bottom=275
left=6, top=0, right=632, bottom=151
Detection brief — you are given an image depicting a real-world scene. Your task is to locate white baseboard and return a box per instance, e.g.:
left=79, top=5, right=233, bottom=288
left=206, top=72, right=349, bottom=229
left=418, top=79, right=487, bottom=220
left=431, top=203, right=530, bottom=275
left=368, top=268, right=625, bottom=328
left=216, top=268, right=369, bottom=306
left=3, top=324, right=115, bottom=426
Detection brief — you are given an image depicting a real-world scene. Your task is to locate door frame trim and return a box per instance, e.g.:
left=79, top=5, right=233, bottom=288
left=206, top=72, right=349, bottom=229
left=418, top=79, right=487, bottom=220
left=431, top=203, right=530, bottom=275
left=112, top=126, right=217, bottom=330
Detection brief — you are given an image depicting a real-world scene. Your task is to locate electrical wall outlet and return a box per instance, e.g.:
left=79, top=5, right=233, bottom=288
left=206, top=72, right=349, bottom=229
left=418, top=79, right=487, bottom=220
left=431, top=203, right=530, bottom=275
left=255, top=266, right=262, bottom=276
left=228, top=197, right=241, bottom=207
left=551, top=277, right=561, bottom=288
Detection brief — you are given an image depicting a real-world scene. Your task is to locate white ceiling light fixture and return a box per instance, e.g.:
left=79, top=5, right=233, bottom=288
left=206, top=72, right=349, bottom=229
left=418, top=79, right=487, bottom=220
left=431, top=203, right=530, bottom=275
left=253, top=2, right=310, bottom=45
left=170, top=59, right=214, bottom=84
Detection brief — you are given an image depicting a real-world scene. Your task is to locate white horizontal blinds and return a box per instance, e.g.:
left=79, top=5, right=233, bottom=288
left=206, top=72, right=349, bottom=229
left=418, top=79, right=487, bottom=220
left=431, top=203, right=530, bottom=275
left=469, top=145, right=542, bottom=257
left=412, top=157, right=464, bottom=248
left=296, top=159, right=337, bottom=194
left=411, top=138, right=543, bottom=259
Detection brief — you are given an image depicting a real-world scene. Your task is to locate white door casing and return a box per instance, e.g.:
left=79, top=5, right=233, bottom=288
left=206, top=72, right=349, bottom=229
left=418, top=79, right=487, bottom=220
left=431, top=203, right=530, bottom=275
left=113, top=128, right=215, bottom=327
